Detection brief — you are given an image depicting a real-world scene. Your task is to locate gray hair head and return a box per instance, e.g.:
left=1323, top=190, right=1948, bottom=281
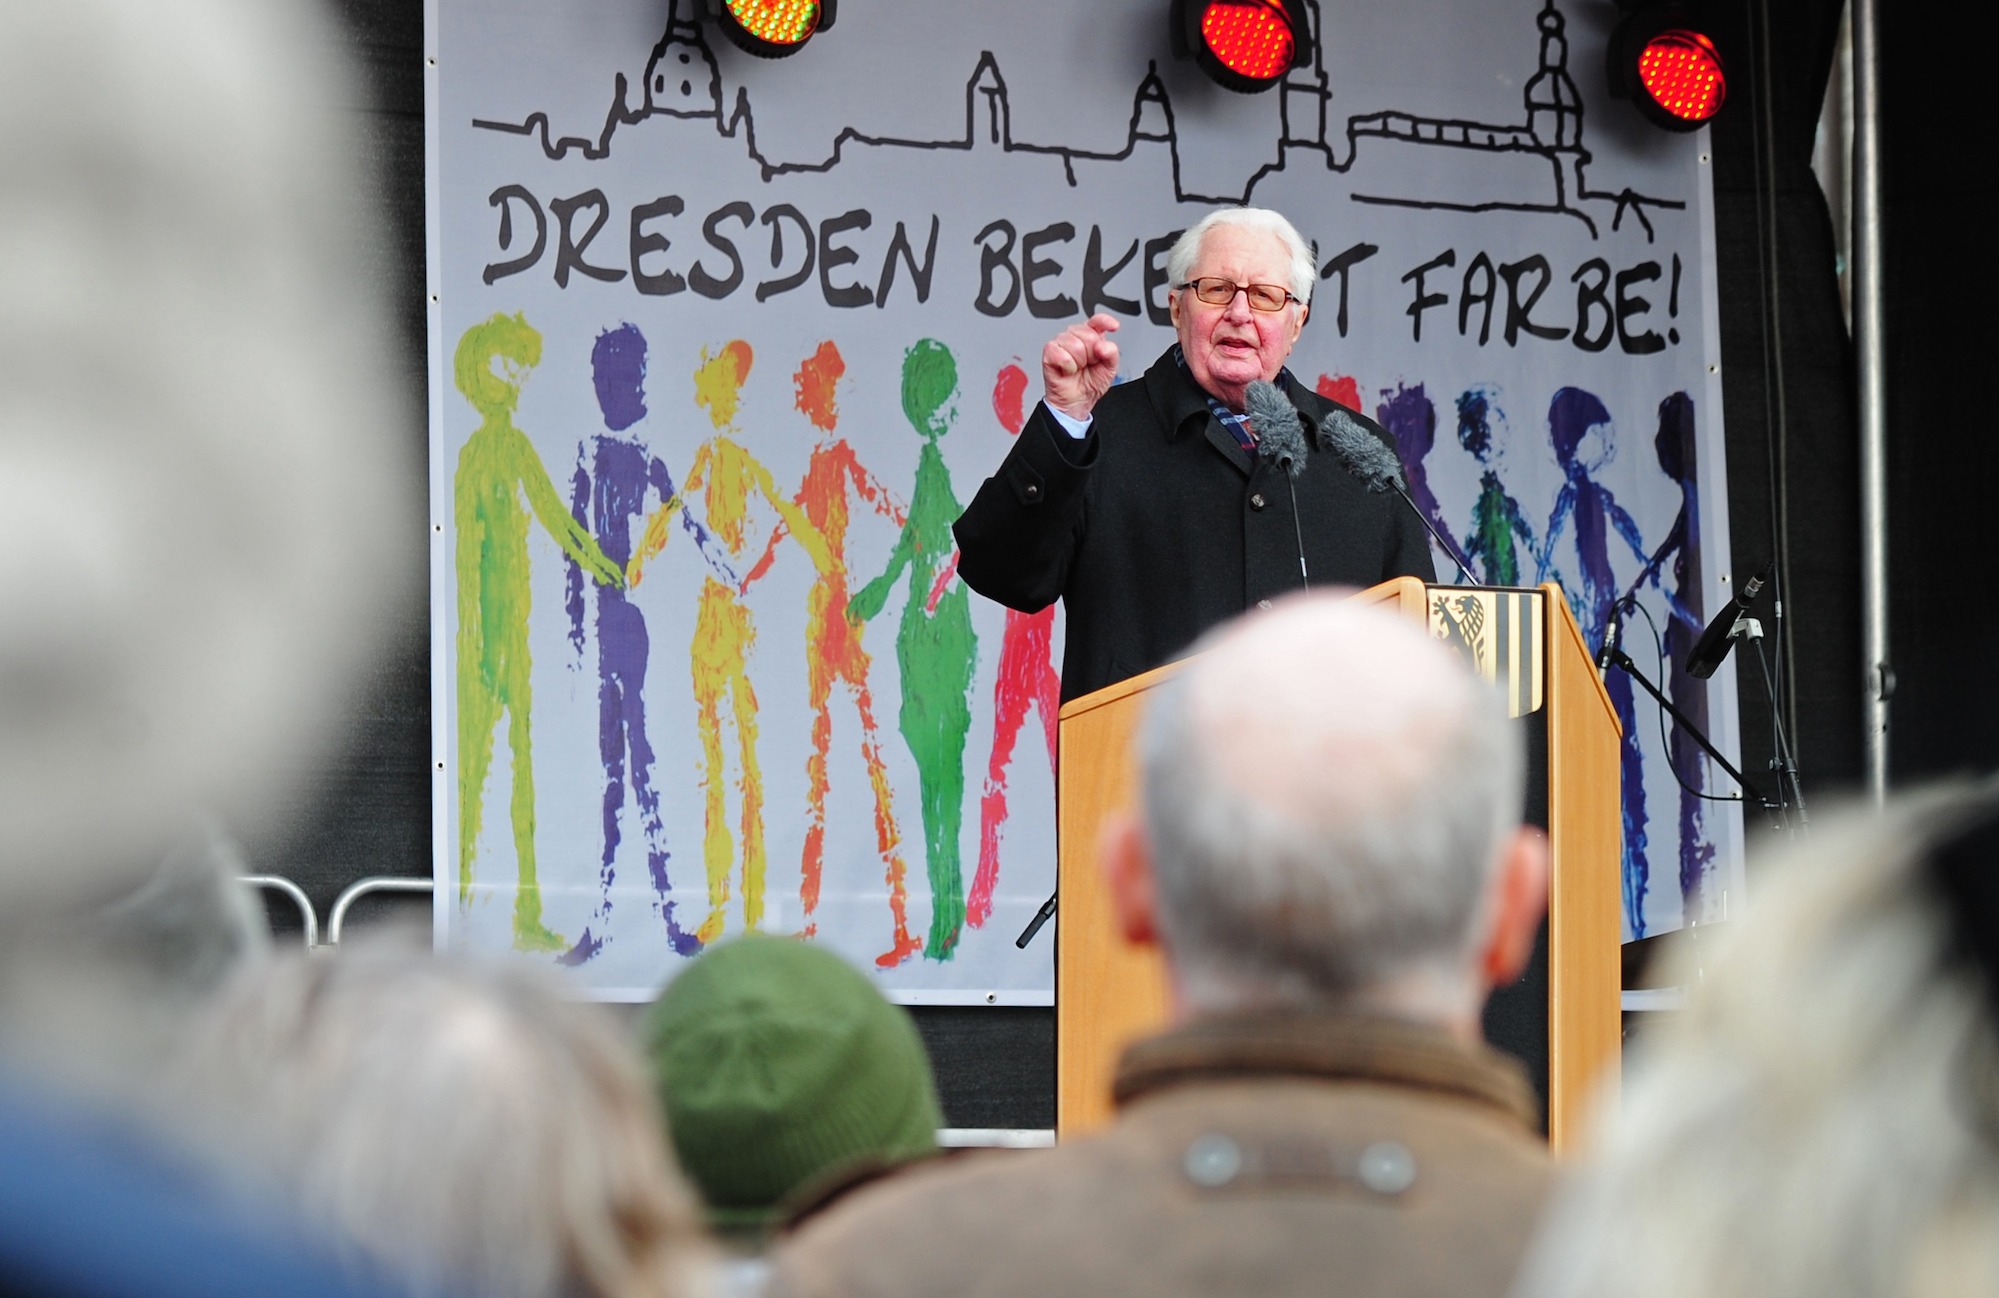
left=0, top=0, right=413, bottom=896
left=1139, top=595, right=1521, bottom=1013
left=1165, top=208, right=1318, bottom=307
left=1514, top=779, right=1999, bottom=1298
left=171, top=943, right=713, bottom=1298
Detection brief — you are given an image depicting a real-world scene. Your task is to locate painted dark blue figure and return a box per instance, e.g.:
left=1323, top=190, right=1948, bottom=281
left=561, top=323, right=731, bottom=963
left=1535, top=388, right=1654, bottom=937
left=1378, top=383, right=1465, bottom=572
left=1629, top=393, right=1714, bottom=922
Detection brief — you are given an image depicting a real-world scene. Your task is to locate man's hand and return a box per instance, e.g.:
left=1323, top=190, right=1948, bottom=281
left=1041, top=313, right=1121, bottom=420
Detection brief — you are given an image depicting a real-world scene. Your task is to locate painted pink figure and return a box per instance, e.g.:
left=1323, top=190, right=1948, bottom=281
left=967, top=362, right=1061, bottom=929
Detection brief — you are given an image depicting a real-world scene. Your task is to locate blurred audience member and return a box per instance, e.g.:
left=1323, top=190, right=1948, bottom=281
left=644, top=934, right=943, bottom=1261
left=1516, top=779, right=1999, bottom=1298
left=172, top=943, right=714, bottom=1298
left=2, top=1083, right=393, bottom=1298
left=3, top=0, right=413, bottom=1290
left=0, top=0, right=410, bottom=896
left=768, top=593, right=1554, bottom=1298
left=2, top=818, right=273, bottom=1091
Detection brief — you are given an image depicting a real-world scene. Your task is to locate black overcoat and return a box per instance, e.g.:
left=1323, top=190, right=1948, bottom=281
left=954, top=347, right=1437, bottom=702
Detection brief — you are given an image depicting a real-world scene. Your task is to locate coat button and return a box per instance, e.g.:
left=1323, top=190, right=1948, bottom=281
left=1356, top=1142, right=1416, bottom=1196
left=1249, top=492, right=1266, bottom=510
left=1023, top=483, right=1041, bottom=501
left=1183, top=1134, right=1242, bottom=1188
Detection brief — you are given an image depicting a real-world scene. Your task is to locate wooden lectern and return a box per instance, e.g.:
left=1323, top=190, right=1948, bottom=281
left=1053, top=578, right=1621, bottom=1152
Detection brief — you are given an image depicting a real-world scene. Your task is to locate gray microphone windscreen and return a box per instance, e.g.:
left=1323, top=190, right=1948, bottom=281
left=1245, top=380, right=1307, bottom=478
left=1320, top=407, right=1406, bottom=493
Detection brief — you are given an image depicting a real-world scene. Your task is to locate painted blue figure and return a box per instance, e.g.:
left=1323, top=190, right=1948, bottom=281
left=560, top=322, right=734, bottom=963
left=1455, top=386, right=1546, bottom=588
left=1378, top=383, right=1465, bottom=572
left=1628, top=393, right=1714, bottom=923
left=1535, top=388, right=1654, bottom=937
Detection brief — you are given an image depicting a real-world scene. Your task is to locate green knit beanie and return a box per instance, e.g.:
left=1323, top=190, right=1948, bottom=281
left=641, top=935, right=943, bottom=1233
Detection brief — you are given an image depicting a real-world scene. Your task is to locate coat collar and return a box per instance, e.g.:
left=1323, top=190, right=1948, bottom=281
left=1139, top=346, right=1325, bottom=478
left=1112, top=1010, right=1540, bottom=1132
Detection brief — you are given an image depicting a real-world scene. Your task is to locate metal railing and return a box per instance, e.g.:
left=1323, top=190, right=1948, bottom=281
left=236, top=874, right=435, bottom=949
left=327, top=876, right=434, bottom=946
left=239, top=874, right=319, bottom=948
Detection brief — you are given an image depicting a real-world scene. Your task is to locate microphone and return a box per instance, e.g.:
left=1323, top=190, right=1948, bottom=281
left=1319, top=405, right=1479, bottom=585
left=1246, top=381, right=1308, bottom=478
left=1245, top=381, right=1311, bottom=585
left=1684, top=563, right=1770, bottom=679
left=1596, top=602, right=1623, bottom=672
left=1316, top=403, right=1406, bottom=491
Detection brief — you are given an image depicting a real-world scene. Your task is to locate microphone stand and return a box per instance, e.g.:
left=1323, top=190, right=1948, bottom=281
left=1603, top=642, right=1792, bottom=832
left=1745, top=621, right=1810, bottom=829
left=1015, top=891, right=1058, bottom=949
left=1389, top=482, right=1478, bottom=585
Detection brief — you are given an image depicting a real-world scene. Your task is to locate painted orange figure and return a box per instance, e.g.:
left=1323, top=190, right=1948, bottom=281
left=629, top=340, right=830, bottom=944
left=741, top=341, right=921, bottom=965
left=968, top=363, right=1060, bottom=929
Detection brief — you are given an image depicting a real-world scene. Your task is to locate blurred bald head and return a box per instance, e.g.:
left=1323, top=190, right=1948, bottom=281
left=1136, top=594, right=1527, bottom=1017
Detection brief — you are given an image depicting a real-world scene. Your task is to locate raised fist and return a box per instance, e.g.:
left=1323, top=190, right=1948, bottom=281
left=1040, top=313, right=1121, bottom=420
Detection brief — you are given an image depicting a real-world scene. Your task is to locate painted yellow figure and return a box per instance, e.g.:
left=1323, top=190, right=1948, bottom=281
left=630, top=340, right=830, bottom=944
left=454, top=312, right=624, bottom=952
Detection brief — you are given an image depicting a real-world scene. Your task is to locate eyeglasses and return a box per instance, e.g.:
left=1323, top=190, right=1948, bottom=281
left=1178, top=277, right=1301, bottom=313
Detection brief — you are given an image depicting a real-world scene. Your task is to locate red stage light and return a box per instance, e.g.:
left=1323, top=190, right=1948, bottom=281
left=1174, top=0, right=1305, bottom=94
left=1607, top=3, right=1728, bottom=132
left=1201, top=2, right=1295, bottom=82
left=711, top=0, right=835, bottom=59
left=1637, top=29, right=1726, bottom=123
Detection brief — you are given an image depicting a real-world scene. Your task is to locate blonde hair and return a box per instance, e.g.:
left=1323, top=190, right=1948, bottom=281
left=172, top=943, right=714, bottom=1298
left=1517, top=780, right=1999, bottom=1298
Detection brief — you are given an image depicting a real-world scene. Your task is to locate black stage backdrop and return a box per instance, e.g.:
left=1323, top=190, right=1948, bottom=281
left=1706, top=0, right=1857, bottom=844
left=1876, top=5, right=1999, bottom=780
left=246, top=0, right=1986, bottom=1130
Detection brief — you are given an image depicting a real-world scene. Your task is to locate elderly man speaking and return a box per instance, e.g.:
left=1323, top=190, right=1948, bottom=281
left=767, top=594, right=1555, bottom=1298
left=954, top=207, right=1435, bottom=702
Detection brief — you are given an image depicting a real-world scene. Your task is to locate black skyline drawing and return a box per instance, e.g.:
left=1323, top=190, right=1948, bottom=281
left=471, top=0, right=1684, bottom=241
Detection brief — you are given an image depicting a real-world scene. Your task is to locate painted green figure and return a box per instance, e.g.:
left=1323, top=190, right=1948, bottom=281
left=455, top=312, right=624, bottom=952
left=848, top=340, right=977, bottom=960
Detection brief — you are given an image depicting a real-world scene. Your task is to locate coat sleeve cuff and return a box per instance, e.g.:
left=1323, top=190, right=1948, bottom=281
left=1000, top=400, right=1098, bottom=505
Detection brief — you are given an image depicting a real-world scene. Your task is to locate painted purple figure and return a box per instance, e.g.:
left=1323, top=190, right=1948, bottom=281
left=560, top=323, right=732, bottom=963
left=1534, top=388, right=1654, bottom=937
left=1378, top=383, right=1465, bottom=571
left=1629, top=393, right=1714, bottom=922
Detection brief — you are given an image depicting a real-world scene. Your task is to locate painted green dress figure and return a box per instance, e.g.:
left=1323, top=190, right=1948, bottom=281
left=848, top=339, right=977, bottom=960
left=455, top=312, right=624, bottom=952
left=1457, top=387, right=1543, bottom=588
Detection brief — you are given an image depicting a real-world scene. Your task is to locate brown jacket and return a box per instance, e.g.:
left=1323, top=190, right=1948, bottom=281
left=767, top=1012, right=1554, bottom=1298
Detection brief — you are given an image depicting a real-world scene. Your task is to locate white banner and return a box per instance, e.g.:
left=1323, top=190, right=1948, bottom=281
left=428, top=0, right=1746, bottom=1000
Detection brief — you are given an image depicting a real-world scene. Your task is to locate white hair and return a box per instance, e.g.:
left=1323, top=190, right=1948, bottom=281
left=1140, top=596, right=1521, bottom=1013
left=0, top=0, right=413, bottom=895
left=1514, top=780, right=1999, bottom=1298
left=1165, top=208, right=1318, bottom=306
left=169, top=942, right=714, bottom=1298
